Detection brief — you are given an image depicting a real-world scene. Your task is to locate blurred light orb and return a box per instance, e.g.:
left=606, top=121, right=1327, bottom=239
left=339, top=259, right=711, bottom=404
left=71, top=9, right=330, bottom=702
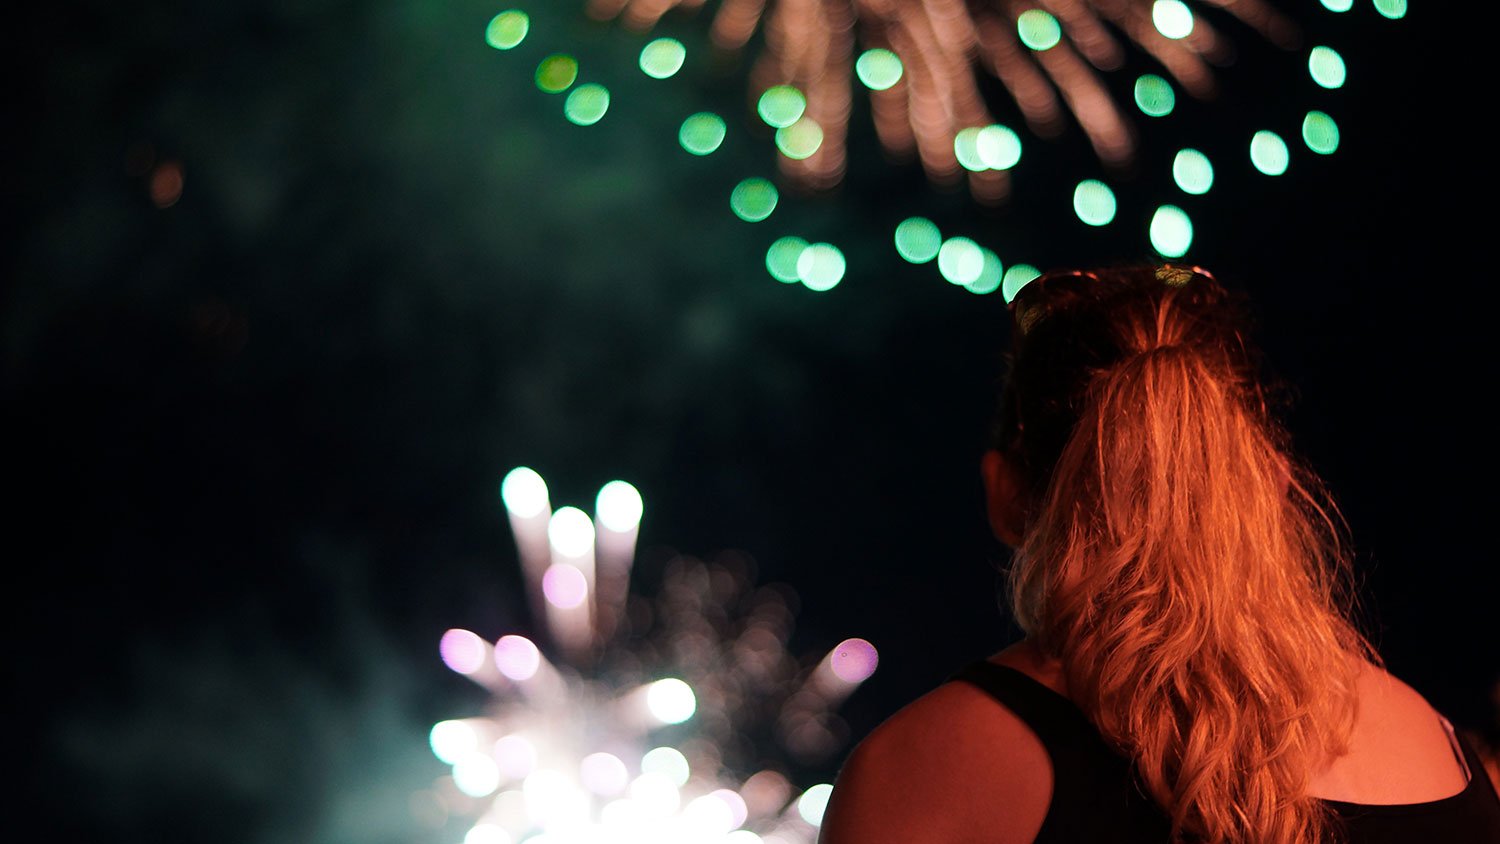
left=977, top=125, right=1022, bottom=170
left=535, top=54, right=579, bottom=93
left=430, top=719, right=478, bottom=764
left=501, top=466, right=548, bottom=518
left=630, top=771, right=683, bottom=817
left=1172, top=148, right=1214, bottom=195
left=485, top=11, right=529, bottom=50
left=640, top=38, right=687, bottom=78
left=894, top=217, right=941, bottom=264
left=494, top=634, right=542, bottom=681
left=1073, top=179, right=1117, bottom=226
left=1150, top=205, right=1194, bottom=258
left=641, top=746, right=691, bottom=786
left=731, top=177, right=780, bottom=222
left=454, top=754, right=502, bottom=797
left=1152, top=0, right=1195, bottom=39
left=548, top=506, right=595, bottom=557
left=543, top=564, right=589, bottom=609
left=1302, top=111, right=1340, bottom=154
left=466, top=823, right=513, bottom=844
left=1374, top=0, right=1406, bottom=19
left=683, top=793, right=736, bottom=836
left=766, top=236, right=810, bottom=283
left=796, top=243, right=846, bottom=291
left=713, top=788, right=750, bottom=829
left=954, top=127, right=986, bottom=172
left=968, top=250, right=1003, bottom=295
left=1002, top=264, right=1043, bottom=305
left=524, top=769, right=586, bottom=825
left=1320, top=0, right=1353, bottom=10
left=1308, top=46, right=1347, bottom=89
left=1017, top=10, right=1062, bottom=50
left=494, top=734, right=539, bottom=779
left=647, top=678, right=697, bottom=724
left=829, top=637, right=880, bottom=682
left=580, top=752, right=629, bottom=795
left=1250, top=130, right=1290, bottom=175
left=440, top=628, right=488, bottom=675
left=1134, top=74, right=1176, bottom=117
left=855, top=49, right=903, bottom=90
left=937, top=237, right=984, bottom=285
left=564, top=83, right=610, bottom=126
left=596, top=480, right=644, bottom=532
left=775, top=117, right=824, bottom=160
left=679, top=112, right=727, bottom=155
left=757, top=85, right=807, bottom=128
left=797, top=783, right=835, bottom=826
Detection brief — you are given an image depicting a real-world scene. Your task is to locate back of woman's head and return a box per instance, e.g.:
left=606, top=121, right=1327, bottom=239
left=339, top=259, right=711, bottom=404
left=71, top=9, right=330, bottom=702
left=994, top=264, right=1376, bottom=843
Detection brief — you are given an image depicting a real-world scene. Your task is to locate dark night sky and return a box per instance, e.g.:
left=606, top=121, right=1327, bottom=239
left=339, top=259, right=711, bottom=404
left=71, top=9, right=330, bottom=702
left=8, top=2, right=1494, bottom=843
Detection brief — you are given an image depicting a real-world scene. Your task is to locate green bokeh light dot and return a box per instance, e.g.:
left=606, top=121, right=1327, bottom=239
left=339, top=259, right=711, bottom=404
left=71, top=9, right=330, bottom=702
left=1172, top=148, right=1213, bottom=195
left=969, top=250, right=1004, bottom=294
left=1374, top=0, right=1406, bottom=20
left=776, top=118, right=823, bottom=160
left=1017, top=10, right=1062, bottom=50
left=536, top=55, right=579, bottom=93
left=640, top=38, right=687, bottom=79
left=1002, top=264, right=1042, bottom=304
left=1320, top=0, right=1353, bottom=10
left=856, top=49, right=904, bottom=90
left=758, top=86, right=807, bottom=128
left=564, top=84, right=610, bottom=125
left=894, top=217, right=942, bottom=263
left=767, top=237, right=809, bottom=283
left=977, top=125, right=1022, bottom=170
left=1302, top=111, right=1340, bottom=154
left=1309, top=46, right=1347, bottom=89
left=486, top=10, right=529, bottom=50
left=1250, top=130, right=1290, bottom=175
left=798, top=243, right=846, bottom=291
left=954, top=128, right=986, bottom=172
left=1153, top=0, right=1194, bottom=39
left=1073, top=179, right=1117, bottom=226
left=730, top=178, right=779, bottom=222
left=679, top=112, right=727, bottom=155
left=938, top=237, right=985, bottom=285
left=1150, top=205, right=1193, bottom=258
left=1135, top=75, right=1176, bottom=116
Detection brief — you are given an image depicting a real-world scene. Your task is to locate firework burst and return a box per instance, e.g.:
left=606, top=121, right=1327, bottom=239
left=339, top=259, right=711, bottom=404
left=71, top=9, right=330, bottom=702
left=424, top=467, right=878, bottom=844
left=586, top=0, right=1303, bottom=202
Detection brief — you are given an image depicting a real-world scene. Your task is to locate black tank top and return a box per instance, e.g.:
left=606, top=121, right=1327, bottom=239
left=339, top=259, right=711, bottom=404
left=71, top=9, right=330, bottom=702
left=949, top=660, right=1500, bottom=843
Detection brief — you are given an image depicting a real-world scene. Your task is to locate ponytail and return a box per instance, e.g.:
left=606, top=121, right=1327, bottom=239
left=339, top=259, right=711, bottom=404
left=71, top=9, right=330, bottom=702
left=1004, top=282, right=1377, bottom=843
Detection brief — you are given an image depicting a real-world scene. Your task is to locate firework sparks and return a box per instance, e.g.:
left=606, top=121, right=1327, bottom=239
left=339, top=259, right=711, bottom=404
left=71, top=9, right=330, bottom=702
left=586, top=0, right=1303, bottom=201
left=425, top=468, right=876, bottom=843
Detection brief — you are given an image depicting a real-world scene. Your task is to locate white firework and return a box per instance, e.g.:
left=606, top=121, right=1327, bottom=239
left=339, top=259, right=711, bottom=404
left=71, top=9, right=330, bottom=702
left=424, top=466, right=879, bottom=844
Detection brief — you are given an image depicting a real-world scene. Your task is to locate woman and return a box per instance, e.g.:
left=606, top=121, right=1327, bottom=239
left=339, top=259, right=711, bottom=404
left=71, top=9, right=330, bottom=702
left=817, top=264, right=1500, bottom=843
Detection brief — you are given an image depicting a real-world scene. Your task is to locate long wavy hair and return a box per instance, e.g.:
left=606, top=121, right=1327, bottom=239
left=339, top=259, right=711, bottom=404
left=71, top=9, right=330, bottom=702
left=993, top=264, right=1379, bottom=843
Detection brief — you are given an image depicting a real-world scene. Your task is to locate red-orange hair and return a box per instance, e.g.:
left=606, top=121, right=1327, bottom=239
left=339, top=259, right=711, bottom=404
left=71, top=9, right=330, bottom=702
left=995, top=265, right=1378, bottom=842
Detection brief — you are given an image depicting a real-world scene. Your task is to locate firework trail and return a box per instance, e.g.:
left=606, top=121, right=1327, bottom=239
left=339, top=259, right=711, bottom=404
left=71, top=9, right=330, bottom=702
left=585, top=0, right=1301, bottom=202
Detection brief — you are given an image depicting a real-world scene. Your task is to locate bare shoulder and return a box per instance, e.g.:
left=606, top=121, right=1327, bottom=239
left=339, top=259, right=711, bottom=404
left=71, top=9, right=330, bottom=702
left=817, top=677, right=1052, bottom=844
left=1310, top=659, right=1472, bottom=803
